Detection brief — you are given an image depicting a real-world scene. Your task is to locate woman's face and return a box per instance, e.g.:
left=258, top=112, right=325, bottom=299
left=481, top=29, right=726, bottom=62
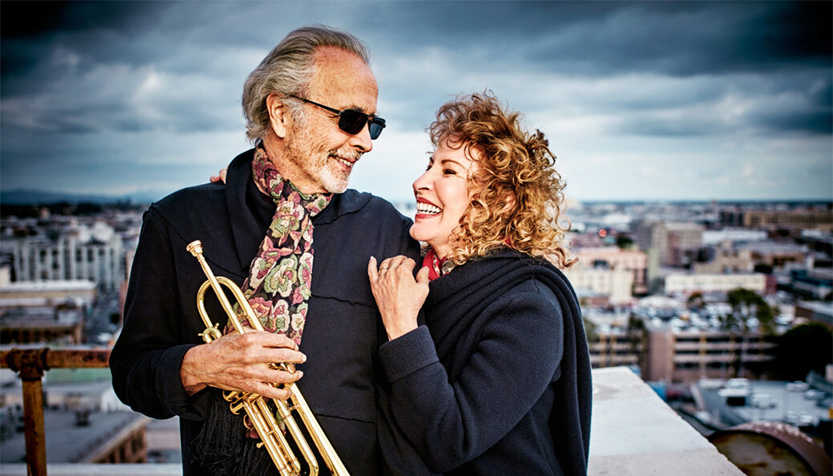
left=410, top=141, right=480, bottom=259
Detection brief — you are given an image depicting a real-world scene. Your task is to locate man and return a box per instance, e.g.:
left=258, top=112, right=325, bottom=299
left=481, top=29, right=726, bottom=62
left=110, top=25, right=418, bottom=476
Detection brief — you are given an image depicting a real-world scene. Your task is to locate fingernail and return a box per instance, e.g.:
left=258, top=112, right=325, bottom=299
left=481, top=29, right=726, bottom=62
left=296, top=370, right=304, bottom=378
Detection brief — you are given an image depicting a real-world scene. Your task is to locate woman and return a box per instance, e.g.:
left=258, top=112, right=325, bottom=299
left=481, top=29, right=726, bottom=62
left=368, top=92, right=592, bottom=476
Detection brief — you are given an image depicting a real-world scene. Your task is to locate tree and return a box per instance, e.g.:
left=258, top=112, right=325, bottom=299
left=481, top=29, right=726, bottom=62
left=626, top=313, right=647, bottom=368
left=721, top=288, right=777, bottom=377
left=726, top=288, right=776, bottom=335
left=583, top=317, right=598, bottom=344
left=774, top=323, right=833, bottom=381
left=616, top=234, right=634, bottom=250
left=687, top=292, right=704, bottom=311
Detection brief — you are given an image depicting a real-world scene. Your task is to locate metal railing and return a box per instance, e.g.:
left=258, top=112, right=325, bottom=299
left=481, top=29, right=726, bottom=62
left=1, top=347, right=111, bottom=476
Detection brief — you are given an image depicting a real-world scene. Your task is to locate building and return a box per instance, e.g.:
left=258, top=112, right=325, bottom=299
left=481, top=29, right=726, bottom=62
left=721, top=208, right=833, bottom=232
left=0, top=280, right=96, bottom=304
left=589, top=332, right=643, bottom=369
left=632, top=221, right=704, bottom=266
left=0, top=365, right=148, bottom=465
left=0, top=305, right=86, bottom=345
left=690, top=241, right=754, bottom=275
left=661, top=272, right=766, bottom=296
left=788, top=269, right=833, bottom=300
left=572, top=247, right=649, bottom=294
left=10, top=232, right=124, bottom=292
left=794, top=301, right=833, bottom=327
left=563, top=266, right=634, bottom=305
left=573, top=287, right=610, bottom=308
left=740, top=242, right=809, bottom=270
left=643, top=328, right=778, bottom=383
left=0, top=280, right=96, bottom=344
left=702, top=228, right=768, bottom=246
left=0, top=408, right=149, bottom=464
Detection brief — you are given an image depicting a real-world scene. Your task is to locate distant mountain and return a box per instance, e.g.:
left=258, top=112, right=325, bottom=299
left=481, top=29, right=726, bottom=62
left=0, top=189, right=163, bottom=205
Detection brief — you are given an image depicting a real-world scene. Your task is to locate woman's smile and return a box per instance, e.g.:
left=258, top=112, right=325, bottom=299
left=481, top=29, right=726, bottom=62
left=409, top=140, right=480, bottom=259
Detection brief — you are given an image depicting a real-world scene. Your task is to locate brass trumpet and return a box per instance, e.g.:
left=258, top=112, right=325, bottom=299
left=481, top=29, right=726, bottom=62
left=187, top=240, right=350, bottom=476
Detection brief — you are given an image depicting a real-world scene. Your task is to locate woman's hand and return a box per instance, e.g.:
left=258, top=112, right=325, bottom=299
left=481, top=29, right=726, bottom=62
left=368, top=255, right=430, bottom=340
left=209, top=168, right=228, bottom=184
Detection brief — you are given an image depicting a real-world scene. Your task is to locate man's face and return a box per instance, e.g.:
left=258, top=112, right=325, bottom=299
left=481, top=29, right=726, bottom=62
left=283, top=46, right=379, bottom=194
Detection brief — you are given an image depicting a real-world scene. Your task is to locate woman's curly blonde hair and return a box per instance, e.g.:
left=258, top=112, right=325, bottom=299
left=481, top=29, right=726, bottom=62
left=430, top=92, right=574, bottom=269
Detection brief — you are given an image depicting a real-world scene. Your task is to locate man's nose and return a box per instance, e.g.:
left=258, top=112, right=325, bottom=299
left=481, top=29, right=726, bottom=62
left=349, top=123, right=373, bottom=152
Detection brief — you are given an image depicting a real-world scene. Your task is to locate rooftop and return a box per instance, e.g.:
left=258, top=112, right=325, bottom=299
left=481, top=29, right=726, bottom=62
left=1, top=410, right=148, bottom=464
left=0, top=307, right=83, bottom=329
left=0, top=281, right=97, bottom=292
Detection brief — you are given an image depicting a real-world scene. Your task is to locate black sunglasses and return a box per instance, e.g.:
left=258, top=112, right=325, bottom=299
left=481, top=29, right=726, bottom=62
left=289, top=95, right=386, bottom=140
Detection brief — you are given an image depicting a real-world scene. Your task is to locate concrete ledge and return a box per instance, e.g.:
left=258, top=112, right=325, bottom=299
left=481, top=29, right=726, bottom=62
left=2, top=367, right=745, bottom=476
left=589, top=367, right=744, bottom=476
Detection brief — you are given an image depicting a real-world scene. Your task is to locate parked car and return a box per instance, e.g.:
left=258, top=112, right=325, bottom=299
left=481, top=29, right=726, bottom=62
left=804, top=389, right=825, bottom=400
left=726, top=378, right=751, bottom=390
left=786, top=381, right=810, bottom=392
left=785, top=411, right=817, bottom=427
left=749, top=394, right=778, bottom=409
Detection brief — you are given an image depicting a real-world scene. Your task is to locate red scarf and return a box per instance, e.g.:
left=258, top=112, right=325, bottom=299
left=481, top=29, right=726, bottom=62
left=422, top=248, right=448, bottom=281
left=423, top=240, right=514, bottom=281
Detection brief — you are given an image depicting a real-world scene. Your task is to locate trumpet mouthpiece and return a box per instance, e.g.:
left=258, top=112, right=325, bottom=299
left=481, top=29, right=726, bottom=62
left=187, top=240, right=204, bottom=257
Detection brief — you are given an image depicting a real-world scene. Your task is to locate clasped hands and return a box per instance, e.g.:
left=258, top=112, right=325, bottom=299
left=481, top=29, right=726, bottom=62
left=180, top=331, right=305, bottom=401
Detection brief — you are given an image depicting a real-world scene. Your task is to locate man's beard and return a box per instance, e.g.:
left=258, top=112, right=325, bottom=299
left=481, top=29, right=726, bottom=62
left=284, top=122, right=361, bottom=194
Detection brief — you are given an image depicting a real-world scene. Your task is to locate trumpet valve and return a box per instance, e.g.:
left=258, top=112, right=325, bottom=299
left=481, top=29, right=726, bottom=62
left=199, top=323, right=222, bottom=342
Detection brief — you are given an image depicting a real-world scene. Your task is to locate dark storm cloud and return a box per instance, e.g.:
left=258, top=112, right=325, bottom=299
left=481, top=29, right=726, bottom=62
left=0, top=1, right=830, bottom=200
left=366, top=1, right=831, bottom=77
left=363, top=1, right=832, bottom=135
left=616, top=118, right=725, bottom=138
left=1, top=1, right=165, bottom=38
left=1, top=2, right=171, bottom=87
left=753, top=110, right=833, bottom=136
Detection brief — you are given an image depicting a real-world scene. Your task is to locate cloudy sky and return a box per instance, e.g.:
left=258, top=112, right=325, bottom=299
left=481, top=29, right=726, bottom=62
left=1, top=1, right=831, bottom=204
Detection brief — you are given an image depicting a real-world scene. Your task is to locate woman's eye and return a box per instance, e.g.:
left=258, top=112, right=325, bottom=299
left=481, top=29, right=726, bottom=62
left=443, top=169, right=456, bottom=175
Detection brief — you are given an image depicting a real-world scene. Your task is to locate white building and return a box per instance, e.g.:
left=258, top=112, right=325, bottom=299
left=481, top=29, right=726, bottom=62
left=662, top=272, right=766, bottom=295
left=702, top=228, right=768, bottom=246
left=572, top=246, right=648, bottom=294
left=10, top=233, right=123, bottom=291
left=563, top=267, right=634, bottom=305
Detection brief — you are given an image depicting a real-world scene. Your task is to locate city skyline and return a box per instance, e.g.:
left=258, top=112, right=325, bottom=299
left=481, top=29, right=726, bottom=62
left=1, top=1, right=831, bottom=204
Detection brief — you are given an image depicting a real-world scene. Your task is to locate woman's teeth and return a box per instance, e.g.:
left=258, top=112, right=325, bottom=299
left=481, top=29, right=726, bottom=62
left=417, top=203, right=441, bottom=215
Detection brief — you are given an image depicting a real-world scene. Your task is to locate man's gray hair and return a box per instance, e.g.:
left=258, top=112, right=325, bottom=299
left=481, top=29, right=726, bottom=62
left=242, top=25, right=371, bottom=142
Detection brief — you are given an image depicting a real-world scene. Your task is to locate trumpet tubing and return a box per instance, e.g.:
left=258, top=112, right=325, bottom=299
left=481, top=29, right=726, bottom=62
left=187, top=240, right=350, bottom=476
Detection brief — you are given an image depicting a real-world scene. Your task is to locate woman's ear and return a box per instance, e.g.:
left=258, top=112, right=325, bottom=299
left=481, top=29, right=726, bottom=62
left=266, top=93, right=289, bottom=139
